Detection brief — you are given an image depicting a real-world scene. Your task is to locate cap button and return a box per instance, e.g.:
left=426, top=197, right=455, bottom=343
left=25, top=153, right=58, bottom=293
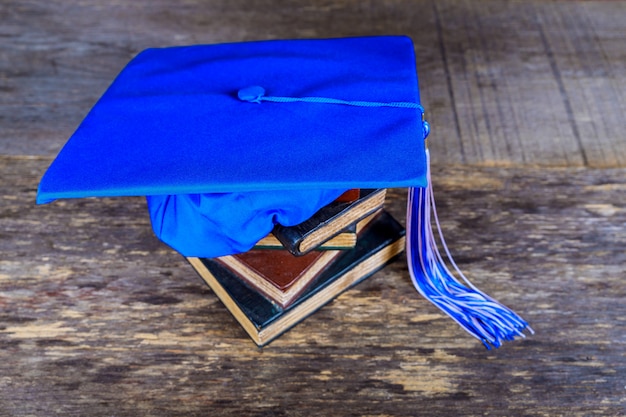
left=238, top=86, right=266, bottom=103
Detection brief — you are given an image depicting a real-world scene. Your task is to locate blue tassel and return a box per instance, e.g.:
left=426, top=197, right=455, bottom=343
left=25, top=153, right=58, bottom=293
left=406, top=149, right=533, bottom=348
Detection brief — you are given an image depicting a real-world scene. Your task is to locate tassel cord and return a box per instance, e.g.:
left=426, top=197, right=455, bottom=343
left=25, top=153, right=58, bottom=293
left=406, top=149, right=532, bottom=348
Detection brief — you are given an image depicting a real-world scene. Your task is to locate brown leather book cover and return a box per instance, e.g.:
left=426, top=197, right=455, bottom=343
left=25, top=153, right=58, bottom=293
left=335, top=189, right=360, bottom=202
left=217, top=249, right=341, bottom=308
left=227, top=210, right=382, bottom=307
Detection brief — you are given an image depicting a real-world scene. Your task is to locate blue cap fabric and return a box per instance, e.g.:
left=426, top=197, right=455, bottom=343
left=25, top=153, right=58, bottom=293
left=37, top=36, right=427, bottom=257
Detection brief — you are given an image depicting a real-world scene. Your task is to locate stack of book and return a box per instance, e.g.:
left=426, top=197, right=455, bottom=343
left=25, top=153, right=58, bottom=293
left=187, top=189, right=406, bottom=346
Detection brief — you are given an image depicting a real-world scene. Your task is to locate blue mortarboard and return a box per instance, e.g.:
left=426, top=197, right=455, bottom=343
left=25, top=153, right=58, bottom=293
left=37, top=36, right=426, bottom=256
left=37, top=36, right=531, bottom=348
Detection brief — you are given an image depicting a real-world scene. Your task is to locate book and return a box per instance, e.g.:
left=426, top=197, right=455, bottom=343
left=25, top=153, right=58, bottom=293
left=188, top=210, right=405, bottom=346
left=236, top=210, right=383, bottom=307
left=253, top=209, right=380, bottom=251
left=335, top=189, right=361, bottom=202
left=217, top=248, right=342, bottom=308
left=254, top=189, right=364, bottom=251
left=271, top=188, right=387, bottom=256
left=254, top=225, right=357, bottom=250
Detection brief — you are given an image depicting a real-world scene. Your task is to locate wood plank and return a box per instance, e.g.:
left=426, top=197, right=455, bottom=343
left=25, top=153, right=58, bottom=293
left=429, top=0, right=626, bottom=168
left=534, top=1, right=626, bottom=168
left=1, top=155, right=625, bottom=416
left=1, top=0, right=624, bottom=168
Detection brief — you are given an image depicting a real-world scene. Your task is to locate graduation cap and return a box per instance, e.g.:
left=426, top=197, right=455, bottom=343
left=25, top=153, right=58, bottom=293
left=37, top=36, right=531, bottom=348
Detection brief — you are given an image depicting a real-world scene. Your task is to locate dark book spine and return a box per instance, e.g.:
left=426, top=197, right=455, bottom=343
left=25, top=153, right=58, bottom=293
left=272, top=189, right=384, bottom=256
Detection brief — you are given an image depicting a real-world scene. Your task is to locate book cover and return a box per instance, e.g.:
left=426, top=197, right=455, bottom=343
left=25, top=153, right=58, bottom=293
left=271, top=188, right=387, bottom=256
left=232, top=210, right=382, bottom=307
left=187, top=210, right=405, bottom=346
left=217, top=248, right=342, bottom=308
left=253, top=208, right=380, bottom=251
left=254, top=225, right=357, bottom=250
left=335, top=189, right=360, bottom=202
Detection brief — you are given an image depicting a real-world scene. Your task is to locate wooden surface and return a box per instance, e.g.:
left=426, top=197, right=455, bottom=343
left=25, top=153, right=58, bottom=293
left=1, top=0, right=624, bottom=167
left=1, top=0, right=625, bottom=416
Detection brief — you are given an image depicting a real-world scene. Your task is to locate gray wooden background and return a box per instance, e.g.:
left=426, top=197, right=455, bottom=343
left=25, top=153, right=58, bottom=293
left=1, top=1, right=625, bottom=416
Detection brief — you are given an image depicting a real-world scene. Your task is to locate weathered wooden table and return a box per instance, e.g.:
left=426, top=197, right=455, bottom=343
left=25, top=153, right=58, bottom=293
left=1, top=1, right=624, bottom=416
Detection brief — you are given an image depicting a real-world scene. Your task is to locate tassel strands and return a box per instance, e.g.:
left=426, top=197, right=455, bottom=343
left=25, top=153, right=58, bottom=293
left=406, top=149, right=533, bottom=348
left=236, top=83, right=532, bottom=347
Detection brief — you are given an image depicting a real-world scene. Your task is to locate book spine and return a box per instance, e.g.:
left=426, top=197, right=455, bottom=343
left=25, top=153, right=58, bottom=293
left=273, top=189, right=385, bottom=256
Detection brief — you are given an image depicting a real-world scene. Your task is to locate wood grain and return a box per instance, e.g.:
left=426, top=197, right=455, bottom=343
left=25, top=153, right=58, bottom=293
left=1, top=0, right=624, bottom=167
left=1, top=155, right=625, bottom=416
left=1, top=0, right=625, bottom=415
